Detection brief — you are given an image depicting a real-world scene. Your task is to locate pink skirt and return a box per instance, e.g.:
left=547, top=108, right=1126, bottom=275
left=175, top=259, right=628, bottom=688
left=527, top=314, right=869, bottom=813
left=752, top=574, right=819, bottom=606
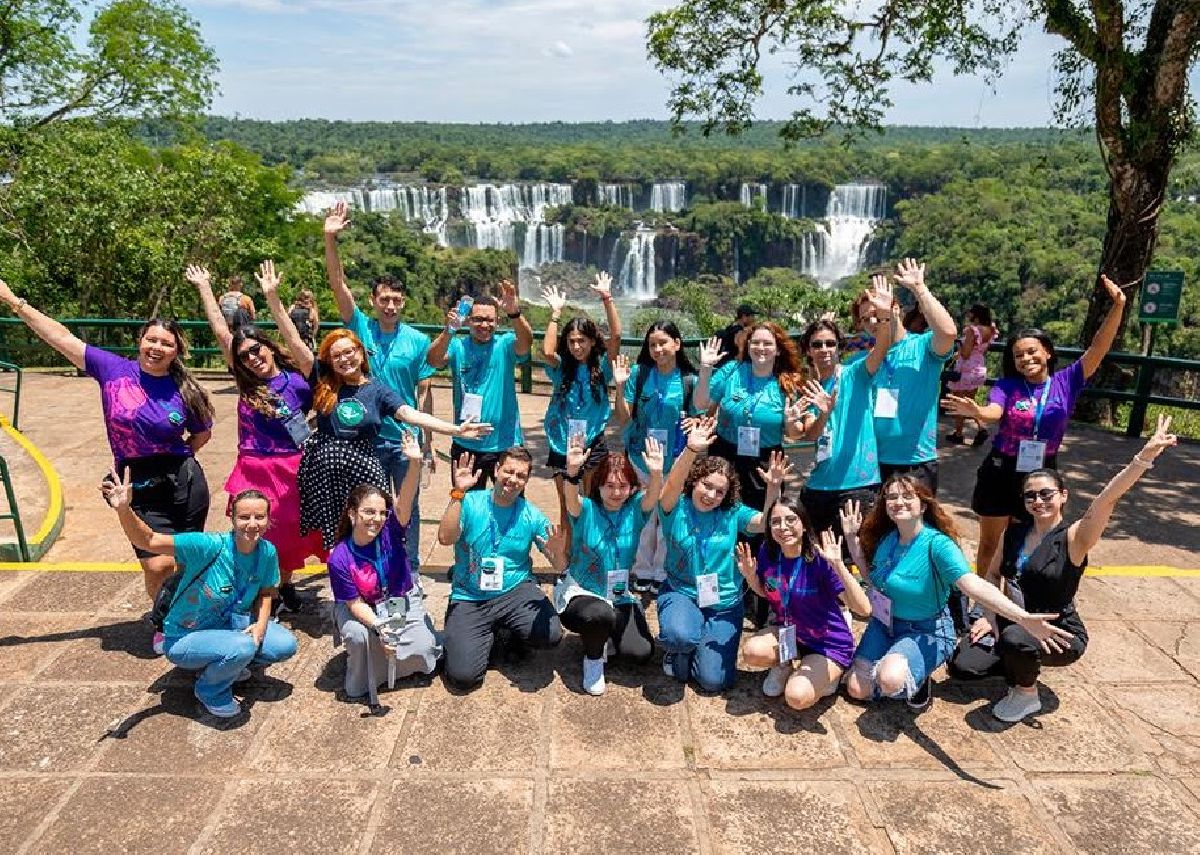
left=225, top=451, right=326, bottom=572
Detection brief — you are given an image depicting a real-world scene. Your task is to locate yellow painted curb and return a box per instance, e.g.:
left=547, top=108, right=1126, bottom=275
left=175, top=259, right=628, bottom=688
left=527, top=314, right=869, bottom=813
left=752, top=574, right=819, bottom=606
left=0, top=414, right=65, bottom=558
left=1086, top=565, right=1200, bottom=577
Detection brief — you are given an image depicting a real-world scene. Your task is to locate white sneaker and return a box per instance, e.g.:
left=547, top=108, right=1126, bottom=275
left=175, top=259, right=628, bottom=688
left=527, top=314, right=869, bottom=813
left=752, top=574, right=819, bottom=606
left=992, top=688, right=1042, bottom=722
left=582, top=657, right=606, bottom=696
left=762, top=663, right=791, bottom=698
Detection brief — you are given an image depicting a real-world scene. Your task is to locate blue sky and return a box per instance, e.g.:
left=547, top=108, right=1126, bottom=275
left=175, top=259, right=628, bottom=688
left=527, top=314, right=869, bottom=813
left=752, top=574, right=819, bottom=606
left=187, top=0, right=1079, bottom=125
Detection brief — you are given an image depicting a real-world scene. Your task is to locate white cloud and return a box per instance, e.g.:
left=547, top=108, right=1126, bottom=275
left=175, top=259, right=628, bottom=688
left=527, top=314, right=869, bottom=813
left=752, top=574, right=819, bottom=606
left=544, top=40, right=574, bottom=58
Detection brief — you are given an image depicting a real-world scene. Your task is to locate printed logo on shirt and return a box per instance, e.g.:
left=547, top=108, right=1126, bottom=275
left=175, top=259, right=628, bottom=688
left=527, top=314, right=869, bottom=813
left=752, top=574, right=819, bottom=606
left=335, top=399, right=367, bottom=427
left=167, top=410, right=184, bottom=426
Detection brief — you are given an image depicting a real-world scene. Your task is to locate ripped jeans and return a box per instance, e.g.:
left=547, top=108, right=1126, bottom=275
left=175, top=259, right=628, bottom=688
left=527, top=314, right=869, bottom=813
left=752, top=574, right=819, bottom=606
left=850, top=610, right=955, bottom=699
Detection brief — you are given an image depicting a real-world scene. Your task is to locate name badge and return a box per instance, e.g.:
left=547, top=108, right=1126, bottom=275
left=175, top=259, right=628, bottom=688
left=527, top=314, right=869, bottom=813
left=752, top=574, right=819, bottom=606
left=875, top=387, right=900, bottom=419
left=736, top=425, right=761, bottom=457
left=868, top=588, right=893, bottom=633
left=815, top=428, right=832, bottom=463
left=568, top=419, right=589, bottom=443
left=1016, top=439, right=1047, bottom=472
left=479, top=556, right=505, bottom=591
left=283, top=411, right=312, bottom=448
left=606, top=569, right=629, bottom=601
left=647, top=428, right=669, bottom=448
left=460, top=392, right=484, bottom=422
left=778, top=623, right=798, bottom=664
left=696, top=572, right=720, bottom=608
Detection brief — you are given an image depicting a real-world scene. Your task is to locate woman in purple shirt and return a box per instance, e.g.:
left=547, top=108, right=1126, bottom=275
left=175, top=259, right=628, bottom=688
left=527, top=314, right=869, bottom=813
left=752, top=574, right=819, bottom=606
left=735, top=497, right=871, bottom=709
left=943, top=275, right=1127, bottom=575
left=189, top=263, right=326, bottom=614
left=0, top=278, right=213, bottom=650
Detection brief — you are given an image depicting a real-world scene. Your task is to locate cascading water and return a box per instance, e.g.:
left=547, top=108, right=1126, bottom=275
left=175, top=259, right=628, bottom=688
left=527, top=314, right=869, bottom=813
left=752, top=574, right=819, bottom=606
left=461, top=183, right=573, bottom=261
left=598, top=184, right=634, bottom=209
left=521, top=223, right=565, bottom=270
left=649, top=181, right=686, bottom=213
left=739, top=183, right=768, bottom=209
left=294, top=189, right=364, bottom=215
left=618, top=227, right=657, bottom=299
left=780, top=184, right=808, bottom=219
left=798, top=183, right=886, bottom=286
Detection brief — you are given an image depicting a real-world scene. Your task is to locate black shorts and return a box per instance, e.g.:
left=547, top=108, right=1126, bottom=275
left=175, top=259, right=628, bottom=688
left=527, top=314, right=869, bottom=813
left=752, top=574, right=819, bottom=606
left=448, top=442, right=503, bottom=492
left=799, top=484, right=880, bottom=540
left=546, top=435, right=609, bottom=474
left=708, top=435, right=784, bottom=512
left=879, top=460, right=939, bottom=495
left=126, top=455, right=210, bottom=559
left=970, top=450, right=1058, bottom=520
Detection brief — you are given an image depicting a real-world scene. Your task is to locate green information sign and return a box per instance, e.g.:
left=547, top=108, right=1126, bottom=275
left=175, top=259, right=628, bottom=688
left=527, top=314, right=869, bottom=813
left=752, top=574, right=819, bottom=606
left=1138, top=271, right=1184, bottom=325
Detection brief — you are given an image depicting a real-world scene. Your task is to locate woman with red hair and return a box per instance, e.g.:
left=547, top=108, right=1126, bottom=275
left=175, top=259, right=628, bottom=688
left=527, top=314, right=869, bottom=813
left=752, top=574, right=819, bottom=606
left=260, top=262, right=493, bottom=548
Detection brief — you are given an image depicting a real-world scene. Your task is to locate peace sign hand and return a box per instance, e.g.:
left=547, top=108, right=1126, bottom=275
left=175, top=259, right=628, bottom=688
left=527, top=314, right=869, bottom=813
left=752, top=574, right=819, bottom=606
left=100, top=467, right=132, bottom=510
left=1138, top=413, right=1177, bottom=463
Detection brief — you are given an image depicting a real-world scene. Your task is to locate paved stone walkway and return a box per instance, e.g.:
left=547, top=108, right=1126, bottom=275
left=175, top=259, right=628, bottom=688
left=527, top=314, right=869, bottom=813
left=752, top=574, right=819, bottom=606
left=1, top=372, right=1199, bottom=853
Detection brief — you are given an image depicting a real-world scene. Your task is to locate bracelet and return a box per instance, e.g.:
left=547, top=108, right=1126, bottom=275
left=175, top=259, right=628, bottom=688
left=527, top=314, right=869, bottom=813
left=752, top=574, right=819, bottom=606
left=507, top=310, right=522, bottom=319
left=549, top=314, right=561, bottom=323
left=449, top=488, right=466, bottom=501
left=13, top=298, right=27, bottom=311
left=1130, top=456, right=1154, bottom=469
left=563, top=471, right=583, bottom=485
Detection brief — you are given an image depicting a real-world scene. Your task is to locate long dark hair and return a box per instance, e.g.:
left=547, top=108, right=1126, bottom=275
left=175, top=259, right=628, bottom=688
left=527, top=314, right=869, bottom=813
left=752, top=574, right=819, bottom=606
left=859, top=474, right=962, bottom=564
left=140, top=318, right=215, bottom=426
left=763, top=495, right=816, bottom=562
left=799, top=318, right=843, bottom=369
left=230, top=327, right=301, bottom=418
left=631, top=320, right=697, bottom=422
left=335, top=483, right=389, bottom=544
left=556, top=317, right=607, bottom=405
left=1002, top=328, right=1057, bottom=379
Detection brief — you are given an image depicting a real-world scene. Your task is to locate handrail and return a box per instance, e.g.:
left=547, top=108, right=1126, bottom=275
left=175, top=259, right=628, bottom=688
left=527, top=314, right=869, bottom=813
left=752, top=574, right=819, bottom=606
left=0, top=317, right=1195, bottom=437
left=0, top=360, right=22, bottom=430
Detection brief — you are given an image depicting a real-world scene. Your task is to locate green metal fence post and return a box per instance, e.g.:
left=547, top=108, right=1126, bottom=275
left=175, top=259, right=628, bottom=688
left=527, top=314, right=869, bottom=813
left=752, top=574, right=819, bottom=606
left=0, top=456, right=30, bottom=562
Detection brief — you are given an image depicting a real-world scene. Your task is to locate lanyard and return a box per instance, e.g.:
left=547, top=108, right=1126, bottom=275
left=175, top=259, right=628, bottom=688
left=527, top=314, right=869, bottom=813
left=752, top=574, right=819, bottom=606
left=685, top=502, right=725, bottom=576
left=272, top=370, right=295, bottom=419
left=739, top=364, right=777, bottom=425
left=776, top=555, right=803, bottom=622
left=595, top=500, right=634, bottom=570
left=557, top=364, right=591, bottom=414
left=227, top=534, right=263, bottom=617
left=881, top=353, right=897, bottom=386
left=486, top=498, right=522, bottom=555
left=462, top=339, right=493, bottom=394
left=1023, top=379, right=1053, bottom=438
left=372, top=322, right=403, bottom=366
left=873, top=531, right=913, bottom=591
left=348, top=536, right=388, bottom=597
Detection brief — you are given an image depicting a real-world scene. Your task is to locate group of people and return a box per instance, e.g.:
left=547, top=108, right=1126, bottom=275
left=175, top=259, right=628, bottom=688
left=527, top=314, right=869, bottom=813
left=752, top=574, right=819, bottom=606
left=0, top=200, right=1177, bottom=726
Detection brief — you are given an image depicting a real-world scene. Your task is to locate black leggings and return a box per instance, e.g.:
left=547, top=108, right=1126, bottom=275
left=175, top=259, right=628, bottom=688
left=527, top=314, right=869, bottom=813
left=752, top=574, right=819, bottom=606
left=950, top=618, right=1087, bottom=687
left=442, top=581, right=563, bottom=690
left=560, top=596, right=654, bottom=662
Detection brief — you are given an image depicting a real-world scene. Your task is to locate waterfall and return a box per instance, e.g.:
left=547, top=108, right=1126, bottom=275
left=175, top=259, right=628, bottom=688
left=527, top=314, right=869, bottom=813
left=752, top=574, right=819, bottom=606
left=461, top=183, right=573, bottom=258
left=739, top=183, right=768, bottom=209
left=649, top=181, right=686, bottom=213
left=781, top=184, right=807, bottom=219
left=599, top=184, right=634, bottom=209
left=294, top=189, right=364, bottom=215
left=798, top=183, right=886, bottom=287
left=618, top=228, right=657, bottom=299
left=521, top=223, right=565, bottom=270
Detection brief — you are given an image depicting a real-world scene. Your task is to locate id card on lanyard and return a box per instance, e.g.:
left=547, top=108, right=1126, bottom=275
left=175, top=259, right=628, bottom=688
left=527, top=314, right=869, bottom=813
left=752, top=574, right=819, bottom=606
left=776, top=557, right=801, bottom=663
left=687, top=504, right=724, bottom=608
left=869, top=536, right=911, bottom=633
left=875, top=358, right=899, bottom=419
left=459, top=341, right=492, bottom=423
left=479, top=501, right=520, bottom=592
left=1016, top=379, right=1052, bottom=472
left=735, top=367, right=771, bottom=456
left=815, top=371, right=838, bottom=464
left=227, top=537, right=262, bottom=629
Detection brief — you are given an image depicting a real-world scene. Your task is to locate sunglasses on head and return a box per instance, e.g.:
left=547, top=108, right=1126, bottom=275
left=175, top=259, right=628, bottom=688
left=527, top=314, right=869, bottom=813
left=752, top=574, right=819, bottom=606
left=1022, top=488, right=1060, bottom=503
left=238, top=342, right=266, bottom=361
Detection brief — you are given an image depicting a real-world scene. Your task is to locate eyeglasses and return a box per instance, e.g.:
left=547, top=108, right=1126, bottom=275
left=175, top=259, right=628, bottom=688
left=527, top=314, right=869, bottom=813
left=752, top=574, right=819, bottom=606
left=1022, top=488, right=1060, bottom=503
left=809, top=339, right=838, bottom=349
left=468, top=315, right=496, bottom=324
left=237, top=342, right=265, bottom=361
left=884, top=492, right=917, bottom=503
left=769, top=515, right=801, bottom=528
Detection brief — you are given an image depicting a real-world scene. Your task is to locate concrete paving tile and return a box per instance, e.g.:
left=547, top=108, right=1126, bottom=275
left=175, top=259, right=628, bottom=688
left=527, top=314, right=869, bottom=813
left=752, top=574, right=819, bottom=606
left=0, top=778, right=73, bottom=852
left=249, top=687, right=410, bottom=773
left=687, top=672, right=844, bottom=770
left=1071, top=620, right=1190, bottom=682
left=0, top=683, right=145, bottom=771
left=29, top=776, right=221, bottom=855
left=402, top=674, right=547, bottom=772
left=834, top=683, right=1003, bottom=771
left=982, top=683, right=1149, bottom=773
left=1075, top=576, right=1200, bottom=621
left=1100, top=684, right=1200, bottom=774
left=94, top=576, right=152, bottom=616
left=870, top=779, right=1060, bottom=855
left=705, top=780, right=883, bottom=854
left=372, top=777, right=533, bottom=854
left=0, top=569, right=35, bottom=604
left=1137, top=619, right=1200, bottom=679
left=2, top=571, right=137, bottom=613
left=545, top=778, right=697, bottom=855
left=37, top=618, right=173, bottom=683
left=0, top=615, right=93, bottom=679
left=1033, top=776, right=1200, bottom=855
left=550, top=676, right=686, bottom=770
left=199, top=778, right=376, bottom=855
left=1181, top=778, right=1200, bottom=805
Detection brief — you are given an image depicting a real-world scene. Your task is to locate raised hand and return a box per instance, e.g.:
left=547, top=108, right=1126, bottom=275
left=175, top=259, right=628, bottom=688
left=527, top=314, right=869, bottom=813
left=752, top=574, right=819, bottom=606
left=400, top=432, right=423, bottom=461
left=803, top=378, right=834, bottom=416
left=756, top=449, right=794, bottom=489
left=1099, top=273, right=1127, bottom=305
left=642, top=433, right=665, bottom=474
left=735, top=541, right=757, bottom=579
left=590, top=271, right=613, bottom=300
left=452, top=452, right=482, bottom=491
left=100, top=467, right=132, bottom=510
left=255, top=259, right=281, bottom=298
left=698, top=336, right=726, bottom=369
left=940, top=393, right=981, bottom=419
left=498, top=279, right=519, bottom=316
left=816, top=529, right=845, bottom=564
left=612, top=353, right=631, bottom=385
left=538, top=523, right=570, bottom=568
left=866, top=274, right=894, bottom=319
left=1138, top=413, right=1177, bottom=463
left=456, top=420, right=494, bottom=440
left=893, top=258, right=926, bottom=292
left=324, top=201, right=351, bottom=236
left=565, top=432, right=591, bottom=476
left=184, top=264, right=212, bottom=290
left=541, top=283, right=567, bottom=314
left=784, top=397, right=811, bottom=427
left=838, top=499, right=862, bottom=537
left=685, top=415, right=717, bottom=452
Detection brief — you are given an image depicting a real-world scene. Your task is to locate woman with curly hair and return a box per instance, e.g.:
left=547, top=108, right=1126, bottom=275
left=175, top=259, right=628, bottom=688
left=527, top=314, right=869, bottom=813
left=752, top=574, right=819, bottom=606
left=256, top=261, right=493, bottom=548
left=656, top=416, right=788, bottom=692
left=695, top=320, right=807, bottom=512
left=842, top=474, right=1071, bottom=712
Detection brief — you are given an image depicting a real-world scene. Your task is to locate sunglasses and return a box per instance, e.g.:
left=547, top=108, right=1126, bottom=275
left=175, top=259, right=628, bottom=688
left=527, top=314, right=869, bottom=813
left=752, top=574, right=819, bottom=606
left=1022, top=488, right=1060, bottom=503
left=237, top=342, right=266, bottom=361
left=809, top=339, right=838, bottom=349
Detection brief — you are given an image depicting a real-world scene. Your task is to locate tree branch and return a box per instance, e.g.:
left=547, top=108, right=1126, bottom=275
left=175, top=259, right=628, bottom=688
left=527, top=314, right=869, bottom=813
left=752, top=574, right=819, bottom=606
left=1042, top=0, right=1103, bottom=62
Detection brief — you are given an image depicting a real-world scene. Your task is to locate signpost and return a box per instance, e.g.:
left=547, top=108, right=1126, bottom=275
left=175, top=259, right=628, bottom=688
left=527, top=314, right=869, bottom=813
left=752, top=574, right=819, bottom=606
left=1130, top=271, right=1184, bottom=437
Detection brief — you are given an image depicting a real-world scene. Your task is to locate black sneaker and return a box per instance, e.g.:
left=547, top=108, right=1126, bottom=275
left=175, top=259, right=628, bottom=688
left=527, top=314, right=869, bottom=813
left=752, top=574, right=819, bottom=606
left=274, top=582, right=302, bottom=615
left=907, top=677, right=933, bottom=713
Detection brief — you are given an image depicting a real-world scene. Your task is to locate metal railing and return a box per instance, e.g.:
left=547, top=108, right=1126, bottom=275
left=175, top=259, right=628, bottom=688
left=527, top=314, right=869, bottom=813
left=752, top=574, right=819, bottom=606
left=0, top=360, right=21, bottom=429
left=0, top=317, right=1196, bottom=438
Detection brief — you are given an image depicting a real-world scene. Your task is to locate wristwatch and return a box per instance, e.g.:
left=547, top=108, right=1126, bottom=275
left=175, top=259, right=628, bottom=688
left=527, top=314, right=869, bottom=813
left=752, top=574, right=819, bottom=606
left=507, top=310, right=522, bottom=319
left=449, top=488, right=466, bottom=501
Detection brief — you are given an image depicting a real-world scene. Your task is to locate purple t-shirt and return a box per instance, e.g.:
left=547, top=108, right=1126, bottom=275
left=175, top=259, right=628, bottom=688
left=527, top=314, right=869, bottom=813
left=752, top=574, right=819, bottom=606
left=237, top=369, right=313, bottom=454
left=327, top=513, right=412, bottom=605
left=989, top=359, right=1086, bottom=457
left=756, top=545, right=855, bottom=668
left=84, top=345, right=211, bottom=468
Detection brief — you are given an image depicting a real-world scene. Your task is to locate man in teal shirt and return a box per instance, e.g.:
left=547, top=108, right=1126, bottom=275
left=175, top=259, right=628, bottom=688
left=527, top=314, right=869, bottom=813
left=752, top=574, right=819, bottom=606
left=325, top=201, right=435, bottom=575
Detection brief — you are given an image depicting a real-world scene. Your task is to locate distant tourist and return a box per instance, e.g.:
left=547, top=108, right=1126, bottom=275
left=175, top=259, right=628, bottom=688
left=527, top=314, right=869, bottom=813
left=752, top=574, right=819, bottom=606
left=714, top=303, right=757, bottom=367
left=288, top=288, right=320, bottom=353
left=219, top=276, right=256, bottom=333
left=945, top=303, right=998, bottom=446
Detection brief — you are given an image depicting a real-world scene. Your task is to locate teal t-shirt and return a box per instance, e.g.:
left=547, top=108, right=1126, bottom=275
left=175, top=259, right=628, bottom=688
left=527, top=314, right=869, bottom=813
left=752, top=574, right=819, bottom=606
left=622, top=365, right=696, bottom=474
left=806, top=359, right=881, bottom=491
left=451, top=489, right=551, bottom=602
left=447, top=330, right=529, bottom=453
left=659, top=499, right=757, bottom=609
left=566, top=495, right=648, bottom=606
left=709, top=361, right=789, bottom=448
left=347, top=309, right=435, bottom=442
left=868, top=527, right=971, bottom=621
left=874, top=330, right=953, bottom=465
left=543, top=355, right=613, bottom=455
left=164, top=533, right=280, bottom=639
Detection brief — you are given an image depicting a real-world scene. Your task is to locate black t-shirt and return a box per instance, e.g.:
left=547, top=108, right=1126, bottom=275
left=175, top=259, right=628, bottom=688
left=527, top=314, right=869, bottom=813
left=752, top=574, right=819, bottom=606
left=1000, top=521, right=1087, bottom=615
left=716, top=322, right=744, bottom=368
left=308, top=365, right=406, bottom=441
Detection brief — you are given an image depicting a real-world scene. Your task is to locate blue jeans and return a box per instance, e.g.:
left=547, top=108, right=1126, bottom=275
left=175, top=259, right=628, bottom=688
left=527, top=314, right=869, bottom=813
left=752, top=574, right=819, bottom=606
left=375, top=438, right=422, bottom=574
left=852, top=610, right=955, bottom=698
left=656, top=586, right=744, bottom=692
left=165, top=620, right=298, bottom=707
